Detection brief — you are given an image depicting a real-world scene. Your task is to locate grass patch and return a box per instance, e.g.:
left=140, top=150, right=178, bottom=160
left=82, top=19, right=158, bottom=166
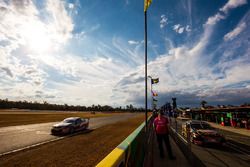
left=0, top=109, right=125, bottom=127
left=0, top=114, right=145, bottom=167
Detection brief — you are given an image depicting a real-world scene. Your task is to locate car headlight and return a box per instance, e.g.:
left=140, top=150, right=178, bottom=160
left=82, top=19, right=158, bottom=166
left=193, top=132, right=199, bottom=137
left=56, top=126, right=65, bottom=129
left=216, top=133, right=224, bottom=137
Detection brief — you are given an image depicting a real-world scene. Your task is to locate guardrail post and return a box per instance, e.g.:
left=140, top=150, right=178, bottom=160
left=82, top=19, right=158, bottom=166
left=175, top=118, right=177, bottom=132
left=186, top=126, right=191, bottom=150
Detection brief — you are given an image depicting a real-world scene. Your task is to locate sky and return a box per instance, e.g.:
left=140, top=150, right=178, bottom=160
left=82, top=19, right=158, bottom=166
left=0, top=0, right=250, bottom=108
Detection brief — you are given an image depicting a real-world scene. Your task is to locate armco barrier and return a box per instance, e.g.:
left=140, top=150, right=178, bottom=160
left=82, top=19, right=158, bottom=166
left=96, top=116, right=152, bottom=167
left=169, top=119, right=206, bottom=167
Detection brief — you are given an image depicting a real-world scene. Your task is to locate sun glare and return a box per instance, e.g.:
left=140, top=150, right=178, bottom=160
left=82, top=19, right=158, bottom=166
left=22, top=22, right=52, bottom=53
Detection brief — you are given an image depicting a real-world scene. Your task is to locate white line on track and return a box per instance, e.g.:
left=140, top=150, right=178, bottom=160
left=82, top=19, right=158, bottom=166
left=0, top=136, right=65, bottom=157
left=0, top=128, right=95, bottom=157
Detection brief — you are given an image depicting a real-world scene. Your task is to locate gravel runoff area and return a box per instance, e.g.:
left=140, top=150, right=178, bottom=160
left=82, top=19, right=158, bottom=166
left=0, top=114, right=145, bottom=167
left=0, top=109, right=126, bottom=127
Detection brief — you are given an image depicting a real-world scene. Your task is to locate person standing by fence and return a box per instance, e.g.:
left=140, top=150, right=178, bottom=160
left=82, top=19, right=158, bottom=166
left=153, top=111, right=176, bottom=160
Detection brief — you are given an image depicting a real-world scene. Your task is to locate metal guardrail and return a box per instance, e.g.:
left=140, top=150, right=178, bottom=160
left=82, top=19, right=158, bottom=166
left=97, top=116, right=206, bottom=167
left=169, top=117, right=205, bottom=167
left=96, top=116, right=152, bottom=167
left=143, top=116, right=155, bottom=167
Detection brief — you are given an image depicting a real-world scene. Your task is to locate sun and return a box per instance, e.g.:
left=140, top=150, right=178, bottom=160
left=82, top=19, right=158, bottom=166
left=21, top=21, right=52, bottom=53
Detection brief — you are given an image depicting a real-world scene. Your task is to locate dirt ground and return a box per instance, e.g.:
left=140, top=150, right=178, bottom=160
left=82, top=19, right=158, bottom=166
left=0, top=114, right=145, bottom=167
left=0, top=109, right=124, bottom=127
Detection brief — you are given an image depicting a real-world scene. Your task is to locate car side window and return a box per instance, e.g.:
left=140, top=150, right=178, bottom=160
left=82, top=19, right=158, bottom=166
left=76, top=119, right=81, bottom=125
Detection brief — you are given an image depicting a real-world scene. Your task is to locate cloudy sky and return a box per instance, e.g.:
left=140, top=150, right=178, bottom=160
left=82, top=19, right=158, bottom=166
left=0, top=0, right=249, bottom=107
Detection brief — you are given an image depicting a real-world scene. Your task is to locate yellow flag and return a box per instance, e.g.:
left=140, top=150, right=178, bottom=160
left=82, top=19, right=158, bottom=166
left=151, top=78, right=159, bottom=84
left=144, top=0, right=152, bottom=12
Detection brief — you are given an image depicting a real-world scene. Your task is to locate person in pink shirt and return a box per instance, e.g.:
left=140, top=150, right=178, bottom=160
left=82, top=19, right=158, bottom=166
left=153, top=111, right=176, bottom=159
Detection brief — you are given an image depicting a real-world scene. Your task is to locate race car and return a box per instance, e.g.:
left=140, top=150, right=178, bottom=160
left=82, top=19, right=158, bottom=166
left=182, top=120, right=225, bottom=145
left=51, top=117, right=89, bottom=135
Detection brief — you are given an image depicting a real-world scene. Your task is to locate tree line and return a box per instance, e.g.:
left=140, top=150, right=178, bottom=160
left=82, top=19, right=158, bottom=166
left=0, top=99, right=145, bottom=112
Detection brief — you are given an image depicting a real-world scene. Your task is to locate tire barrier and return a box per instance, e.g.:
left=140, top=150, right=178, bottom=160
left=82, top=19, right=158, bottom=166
left=96, top=116, right=152, bottom=167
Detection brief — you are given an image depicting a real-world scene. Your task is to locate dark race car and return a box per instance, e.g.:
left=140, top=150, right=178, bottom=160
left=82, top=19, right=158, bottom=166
left=51, top=117, right=89, bottom=135
left=182, top=120, right=226, bottom=146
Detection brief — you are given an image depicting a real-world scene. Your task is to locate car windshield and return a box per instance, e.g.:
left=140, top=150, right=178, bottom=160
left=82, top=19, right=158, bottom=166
left=191, top=123, right=212, bottom=130
left=63, top=119, right=75, bottom=123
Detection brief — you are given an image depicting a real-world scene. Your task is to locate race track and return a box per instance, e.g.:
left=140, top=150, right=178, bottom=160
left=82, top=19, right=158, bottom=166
left=169, top=117, right=250, bottom=167
left=0, top=113, right=141, bottom=155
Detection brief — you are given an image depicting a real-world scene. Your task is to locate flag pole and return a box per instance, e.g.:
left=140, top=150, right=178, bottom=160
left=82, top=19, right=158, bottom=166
left=151, top=79, right=153, bottom=110
left=144, top=10, right=148, bottom=132
left=148, top=76, right=153, bottom=110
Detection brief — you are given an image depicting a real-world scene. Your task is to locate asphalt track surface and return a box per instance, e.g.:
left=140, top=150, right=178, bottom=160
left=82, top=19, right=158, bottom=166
left=170, top=118, right=250, bottom=167
left=0, top=113, right=141, bottom=155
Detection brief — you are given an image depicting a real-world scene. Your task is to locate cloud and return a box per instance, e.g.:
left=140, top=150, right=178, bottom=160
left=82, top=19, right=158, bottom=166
left=185, top=25, right=191, bottom=32
left=112, top=37, right=144, bottom=66
left=67, top=0, right=81, bottom=15
left=112, top=2, right=250, bottom=107
left=128, top=40, right=139, bottom=45
left=224, top=22, right=246, bottom=41
left=46, top=0, right=74, bottom=44
left=173, top=24, right=184, bottom=34
left=220, top=0, right=247, bottom=14
left=198, top=0, right=246, bottom=54
left=206, top=6, right=250, bottom=64
left=2, top=0, right=140, bottom=106
left=206, top=0, right=247, bottom=26
left=179, top=0, right=193, bottom=28
left=113, top=44, right=213, bottom=106
left=0, top=0, right=249, bottom=107
left=173, top=24, right=187, bottom=34
left=160, top=15, right=168, bottom=29
left=114, top=36, right=250, bottom=106
left=68, top=3, right=74, bottom=9
left=74, top=31, right=86, bottom=39
left=90, top=24, right=100, bottom=32
left=0, top=70, right=48, bottom=102
left=73, top=24, right=100, bottom=40
left=173, top=24, right=181, bottom=31
left=22, top=43, right=137, bottom=105
left=0, top=0, right=75, bottom=103
left=0, top=0, right=74, bottom=55
left=129, top=87, right=250, bottom=107
left=50, top=56, right=131, bottom=105
left=205, top=13, right=225, bottom=25
left=178, top=27, right=185, bottom=34
left=1, top=67, right=13, bottom=77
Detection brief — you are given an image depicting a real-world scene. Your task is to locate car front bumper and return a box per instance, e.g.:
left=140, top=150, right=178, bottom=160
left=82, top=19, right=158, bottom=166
left=51, top=127, right=69, bottom=135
